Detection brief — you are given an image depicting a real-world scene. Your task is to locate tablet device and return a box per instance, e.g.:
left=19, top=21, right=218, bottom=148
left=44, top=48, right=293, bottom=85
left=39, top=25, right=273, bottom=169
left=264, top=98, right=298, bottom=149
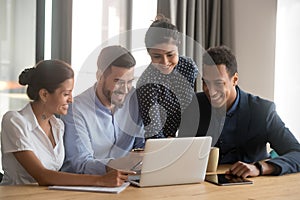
left=205, top=174, right=253, bottom=186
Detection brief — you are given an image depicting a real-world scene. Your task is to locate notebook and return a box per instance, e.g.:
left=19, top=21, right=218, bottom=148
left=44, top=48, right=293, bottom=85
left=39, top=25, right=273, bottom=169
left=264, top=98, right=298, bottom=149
left=129, top=136, right=212, bottom=187
left=48, top=182, right=130, bottom=194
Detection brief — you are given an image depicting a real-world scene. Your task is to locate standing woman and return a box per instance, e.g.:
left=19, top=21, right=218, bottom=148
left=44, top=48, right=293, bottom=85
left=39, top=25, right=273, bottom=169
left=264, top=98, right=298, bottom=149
left=1, top=60, right=133, bottom=186
left=137, top=15, right=198, bottom=138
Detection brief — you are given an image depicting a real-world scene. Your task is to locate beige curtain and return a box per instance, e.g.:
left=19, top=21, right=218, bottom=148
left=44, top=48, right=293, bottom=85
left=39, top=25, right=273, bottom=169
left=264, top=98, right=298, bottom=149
left=157, top=0, right=234, bottom=91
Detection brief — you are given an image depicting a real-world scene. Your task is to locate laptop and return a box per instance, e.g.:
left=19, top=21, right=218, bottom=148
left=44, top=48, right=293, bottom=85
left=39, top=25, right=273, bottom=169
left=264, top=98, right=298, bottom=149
left=129, top=136, right=212, bottom=187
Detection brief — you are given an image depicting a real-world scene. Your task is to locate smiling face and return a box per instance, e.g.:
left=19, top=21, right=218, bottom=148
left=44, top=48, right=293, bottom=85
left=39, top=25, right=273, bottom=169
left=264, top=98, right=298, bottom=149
left=148, top=42, right=179, bottom=75
left=45, top=78, right=74, bottom=115
left=96, top=65, right=134, bottom=109
left=202, top=64, right=238, bottom=110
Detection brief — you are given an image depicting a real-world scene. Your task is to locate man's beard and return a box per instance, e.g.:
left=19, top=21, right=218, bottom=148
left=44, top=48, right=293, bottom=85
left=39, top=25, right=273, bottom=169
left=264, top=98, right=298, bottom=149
left=103, top=88, right=125, bottom=108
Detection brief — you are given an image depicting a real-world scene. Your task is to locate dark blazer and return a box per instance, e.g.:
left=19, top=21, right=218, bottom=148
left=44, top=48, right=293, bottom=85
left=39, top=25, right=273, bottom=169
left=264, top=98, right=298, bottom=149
left=184, top=86, right=300, bottom=175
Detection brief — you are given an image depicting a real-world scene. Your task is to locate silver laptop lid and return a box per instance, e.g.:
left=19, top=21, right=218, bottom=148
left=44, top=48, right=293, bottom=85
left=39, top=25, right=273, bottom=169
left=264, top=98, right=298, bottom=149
left=138, top=136, right=212, bottom=187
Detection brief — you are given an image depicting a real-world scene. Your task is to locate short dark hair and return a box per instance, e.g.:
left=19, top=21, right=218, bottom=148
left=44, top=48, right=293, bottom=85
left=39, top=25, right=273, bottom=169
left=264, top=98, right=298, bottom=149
left=19, top=60, right=74, bottom=101
left=145, top=14, right=180, bottom=49
left=203, top=46, right=238, bottom=77
left=97, top=45, right=136, bottom=73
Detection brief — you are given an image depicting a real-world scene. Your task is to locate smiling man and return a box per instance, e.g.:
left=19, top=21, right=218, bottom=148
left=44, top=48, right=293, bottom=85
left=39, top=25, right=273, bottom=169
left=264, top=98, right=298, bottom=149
left=196, top=45, right=300, bottom=178
left=61, top=45, right=144, bottom=175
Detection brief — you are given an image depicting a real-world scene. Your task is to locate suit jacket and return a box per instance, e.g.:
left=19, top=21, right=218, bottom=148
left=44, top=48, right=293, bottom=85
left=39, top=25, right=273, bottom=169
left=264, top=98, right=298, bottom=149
left=183, top=86, right=300, bottom=175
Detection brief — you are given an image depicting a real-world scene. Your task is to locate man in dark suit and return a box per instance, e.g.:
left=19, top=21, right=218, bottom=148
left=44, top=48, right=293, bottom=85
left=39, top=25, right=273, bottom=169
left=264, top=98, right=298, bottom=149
left=195, top=46, right=300, bottom=178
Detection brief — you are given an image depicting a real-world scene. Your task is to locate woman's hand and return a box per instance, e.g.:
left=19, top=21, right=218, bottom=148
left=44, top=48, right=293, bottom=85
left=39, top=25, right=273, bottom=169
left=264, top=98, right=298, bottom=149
left=100, top=169, right=136, bottom=187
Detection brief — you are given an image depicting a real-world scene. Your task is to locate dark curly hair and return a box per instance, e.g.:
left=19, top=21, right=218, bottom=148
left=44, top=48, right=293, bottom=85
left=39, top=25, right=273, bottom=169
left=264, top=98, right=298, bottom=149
left=202, top=46, right=238, bottom=77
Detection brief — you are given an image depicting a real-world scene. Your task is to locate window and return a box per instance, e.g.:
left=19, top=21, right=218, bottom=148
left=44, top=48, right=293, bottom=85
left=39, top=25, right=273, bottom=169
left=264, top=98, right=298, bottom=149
left=0, top=0, right=157, bottom=174
left=275, top=0, right=300, bottom=140
left=0, top=0, right=36, bottom=174
left=71, top=0, right=157, bottom=95
left=131, top=0, right=157, bottom=86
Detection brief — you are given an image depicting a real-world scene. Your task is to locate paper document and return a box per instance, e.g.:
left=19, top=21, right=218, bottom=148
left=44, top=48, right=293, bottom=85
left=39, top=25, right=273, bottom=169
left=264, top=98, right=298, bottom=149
left=48, top=182, right=130, bottom=194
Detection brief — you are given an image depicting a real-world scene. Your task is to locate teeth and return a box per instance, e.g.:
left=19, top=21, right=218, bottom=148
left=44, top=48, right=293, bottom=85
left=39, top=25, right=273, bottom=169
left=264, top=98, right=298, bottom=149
left=114, top=93, right=125, bottom=99
left=211, top=95, right=221, bottom=101
left=160, top=64, right=171, bottom=69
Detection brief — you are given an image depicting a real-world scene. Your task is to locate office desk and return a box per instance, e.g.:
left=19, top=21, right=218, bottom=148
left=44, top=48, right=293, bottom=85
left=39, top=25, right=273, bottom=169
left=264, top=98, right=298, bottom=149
left=1, top=166, right=300, bottom=200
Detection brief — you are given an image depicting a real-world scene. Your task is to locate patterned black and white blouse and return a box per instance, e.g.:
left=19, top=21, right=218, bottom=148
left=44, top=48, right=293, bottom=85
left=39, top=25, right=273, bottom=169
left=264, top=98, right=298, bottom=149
left=136, top=56, right=198, bottom=138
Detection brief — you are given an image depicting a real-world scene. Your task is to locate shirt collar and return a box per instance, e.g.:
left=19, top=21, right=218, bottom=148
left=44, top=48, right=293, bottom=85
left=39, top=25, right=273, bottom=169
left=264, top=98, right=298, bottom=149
left=227, top=87, right=240, bottom=117
left=22, top=103, right=39, bottom=131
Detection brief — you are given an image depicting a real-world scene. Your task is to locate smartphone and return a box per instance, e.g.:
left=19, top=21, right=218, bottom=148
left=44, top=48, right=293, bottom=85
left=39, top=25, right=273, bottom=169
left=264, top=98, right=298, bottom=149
left=205, top=174, right=253, bottom=186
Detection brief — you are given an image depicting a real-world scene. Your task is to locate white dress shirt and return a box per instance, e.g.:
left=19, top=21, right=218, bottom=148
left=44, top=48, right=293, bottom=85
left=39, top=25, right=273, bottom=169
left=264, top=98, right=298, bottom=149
left=0, top=103, right=65, bottom=185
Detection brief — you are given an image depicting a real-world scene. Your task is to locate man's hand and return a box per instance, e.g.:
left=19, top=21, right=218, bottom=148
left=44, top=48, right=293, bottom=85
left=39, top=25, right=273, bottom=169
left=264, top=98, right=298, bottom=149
left=226, top=160, right=278, bottom=178
left=225, top=161, right=260, bottom=178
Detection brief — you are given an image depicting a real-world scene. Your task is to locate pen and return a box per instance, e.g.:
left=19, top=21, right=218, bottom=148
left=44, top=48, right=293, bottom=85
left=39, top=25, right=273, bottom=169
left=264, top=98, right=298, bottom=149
left=131, top=160, right=143, bottom=171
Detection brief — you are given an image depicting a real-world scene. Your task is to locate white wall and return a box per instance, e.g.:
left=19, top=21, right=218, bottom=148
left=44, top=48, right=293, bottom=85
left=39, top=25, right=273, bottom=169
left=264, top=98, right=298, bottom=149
left=231, top=0, right=277, bottom=101
left=230, top=0, right=300, bottom=140
left=275, top=0, right=300, bottom=141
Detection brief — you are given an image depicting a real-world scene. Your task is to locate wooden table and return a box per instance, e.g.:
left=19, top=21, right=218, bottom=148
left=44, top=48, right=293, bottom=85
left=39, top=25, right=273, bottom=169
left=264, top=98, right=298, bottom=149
left=1, top=165, right=300, bottom=200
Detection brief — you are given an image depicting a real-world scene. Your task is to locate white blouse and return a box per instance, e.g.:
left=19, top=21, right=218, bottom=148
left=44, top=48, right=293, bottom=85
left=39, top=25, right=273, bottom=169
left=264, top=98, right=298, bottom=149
left=0, top=103, right=65, bottom=185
